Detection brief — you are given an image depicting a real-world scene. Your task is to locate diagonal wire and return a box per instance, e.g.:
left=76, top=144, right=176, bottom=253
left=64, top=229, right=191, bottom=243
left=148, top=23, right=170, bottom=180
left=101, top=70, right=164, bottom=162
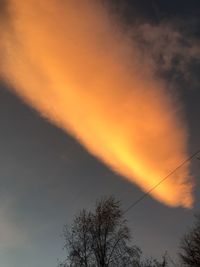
left=124, top=150, right=200, bottom=214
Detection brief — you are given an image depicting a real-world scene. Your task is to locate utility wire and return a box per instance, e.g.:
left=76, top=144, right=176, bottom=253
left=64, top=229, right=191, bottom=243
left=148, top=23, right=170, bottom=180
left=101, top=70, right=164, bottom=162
left=124, top=150, right=200, bottom=214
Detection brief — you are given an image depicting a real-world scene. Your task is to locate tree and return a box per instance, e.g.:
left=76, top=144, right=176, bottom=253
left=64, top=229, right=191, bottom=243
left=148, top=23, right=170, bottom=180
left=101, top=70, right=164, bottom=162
left=179, top=215, right=200, bottom=266
left=60, top=196, right=141, bottom=267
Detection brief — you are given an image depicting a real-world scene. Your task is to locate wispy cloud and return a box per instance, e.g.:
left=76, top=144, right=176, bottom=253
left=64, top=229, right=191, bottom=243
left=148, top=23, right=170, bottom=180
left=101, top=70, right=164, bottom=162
left=134, top=19, right=200, bottom=88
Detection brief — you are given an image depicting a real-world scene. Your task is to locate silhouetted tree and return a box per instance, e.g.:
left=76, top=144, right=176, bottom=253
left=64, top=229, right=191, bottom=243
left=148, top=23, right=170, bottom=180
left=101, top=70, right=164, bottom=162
left=58, top=196, right=170, bottom=267
left=60, top=196, right=141, bottom=267
left=179, top=215, right=200, bottom=267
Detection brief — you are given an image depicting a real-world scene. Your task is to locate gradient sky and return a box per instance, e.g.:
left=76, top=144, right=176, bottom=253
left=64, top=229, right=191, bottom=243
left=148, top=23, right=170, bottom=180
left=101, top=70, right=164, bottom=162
left=0, top=1, right=200, bottom=267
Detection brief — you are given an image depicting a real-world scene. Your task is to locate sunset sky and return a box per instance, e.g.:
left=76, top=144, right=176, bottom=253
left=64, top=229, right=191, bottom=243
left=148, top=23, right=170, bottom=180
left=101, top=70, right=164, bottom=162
left=0, top=1, right=200, bottom=267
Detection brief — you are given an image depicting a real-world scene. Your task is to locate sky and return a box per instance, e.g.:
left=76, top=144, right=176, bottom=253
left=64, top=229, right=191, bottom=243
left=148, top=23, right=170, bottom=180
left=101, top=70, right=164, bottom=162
left=0, top=1, right=200, bottom=267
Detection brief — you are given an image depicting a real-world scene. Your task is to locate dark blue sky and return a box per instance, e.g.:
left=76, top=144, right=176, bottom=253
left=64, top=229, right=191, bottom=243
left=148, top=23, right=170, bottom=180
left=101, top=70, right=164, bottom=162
left=0, top=1, right=200, bottom=267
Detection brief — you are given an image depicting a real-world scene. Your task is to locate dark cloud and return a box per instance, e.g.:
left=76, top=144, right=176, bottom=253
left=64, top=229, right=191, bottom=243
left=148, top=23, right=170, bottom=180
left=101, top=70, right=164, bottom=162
left=133, top=20, right=200, bottom=89
left=105, top=1, right=200, bottom=89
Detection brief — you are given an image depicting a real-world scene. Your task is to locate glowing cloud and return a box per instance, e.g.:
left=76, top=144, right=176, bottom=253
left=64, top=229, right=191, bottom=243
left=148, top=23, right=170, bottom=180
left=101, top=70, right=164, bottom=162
left=0, top=0, right=193, bottom=207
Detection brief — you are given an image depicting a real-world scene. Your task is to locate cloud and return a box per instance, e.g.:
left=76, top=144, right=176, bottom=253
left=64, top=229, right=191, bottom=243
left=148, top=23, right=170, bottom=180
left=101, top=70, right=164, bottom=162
left=0, top=0, right=194, bottom=207
left=134, top=20, right=200, bottom=88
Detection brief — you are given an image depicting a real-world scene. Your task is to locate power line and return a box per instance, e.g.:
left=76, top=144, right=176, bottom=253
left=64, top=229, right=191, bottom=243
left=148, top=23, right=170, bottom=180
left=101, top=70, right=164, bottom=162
left=124, top=150, right=200, bottom=214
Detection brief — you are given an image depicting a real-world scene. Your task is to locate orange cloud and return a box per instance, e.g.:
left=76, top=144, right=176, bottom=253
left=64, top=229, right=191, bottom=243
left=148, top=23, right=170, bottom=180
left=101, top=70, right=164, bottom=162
left=0, top=0, right=193, bottom=207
